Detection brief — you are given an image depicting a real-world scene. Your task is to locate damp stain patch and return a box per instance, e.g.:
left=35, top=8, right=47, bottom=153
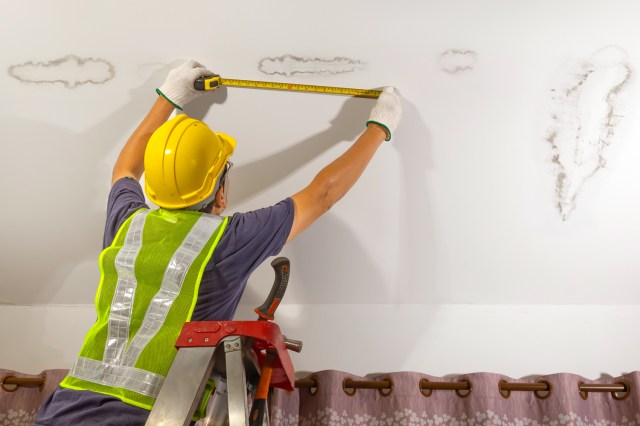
left=439, top=49, right=477, bottom=74
left=8, top=55, right=115, bottom=88
left=545, top=45, right=632, bottom=220
left=258, top=54, right=366, bottom=77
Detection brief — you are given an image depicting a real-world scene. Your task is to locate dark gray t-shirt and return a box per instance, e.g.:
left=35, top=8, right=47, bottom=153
left=35, top=177, right=294, bottom=425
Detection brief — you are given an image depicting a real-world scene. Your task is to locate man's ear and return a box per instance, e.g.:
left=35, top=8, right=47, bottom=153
left=212, top=185, right=227, bottom=214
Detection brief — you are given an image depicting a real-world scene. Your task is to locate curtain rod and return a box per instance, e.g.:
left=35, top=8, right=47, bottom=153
left=294, top=377, right=631, bottom=400
left=1, top=376, right=45, bottom=392
left=1, top=374, right=631, bottom=400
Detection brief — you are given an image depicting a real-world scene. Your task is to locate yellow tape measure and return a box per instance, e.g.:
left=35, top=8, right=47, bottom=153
left=194, top=75, right=381, bottom=98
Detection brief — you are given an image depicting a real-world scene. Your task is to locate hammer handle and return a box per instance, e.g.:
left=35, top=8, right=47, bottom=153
left=254, top=257, right=290, bottom=321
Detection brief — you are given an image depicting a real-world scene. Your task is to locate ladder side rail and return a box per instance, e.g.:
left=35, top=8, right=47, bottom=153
left=145, top=346, right=217, bottom=426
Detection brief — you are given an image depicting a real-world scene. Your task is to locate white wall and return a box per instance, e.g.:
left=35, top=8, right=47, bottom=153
left=2, top=0, right=640, bottom=378
left=1, top=304, right=637, bottom=379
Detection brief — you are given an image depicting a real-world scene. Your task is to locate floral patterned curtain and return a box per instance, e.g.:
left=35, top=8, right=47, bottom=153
left=3, top=368, right=637, bottom=425
left=270, top=371, right=640, bottom=426
left=0, top=369, right=67, bottom=426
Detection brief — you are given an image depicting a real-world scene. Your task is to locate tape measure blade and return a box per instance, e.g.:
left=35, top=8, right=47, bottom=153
left=220, top=78, right=380, bottom=98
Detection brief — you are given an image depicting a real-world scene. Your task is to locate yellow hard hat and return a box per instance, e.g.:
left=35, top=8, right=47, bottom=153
left=144, top=114, right=236, bottom=210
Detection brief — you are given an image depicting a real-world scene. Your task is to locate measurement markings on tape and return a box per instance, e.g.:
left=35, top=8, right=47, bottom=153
left=195, top=76, right=381, bottom=98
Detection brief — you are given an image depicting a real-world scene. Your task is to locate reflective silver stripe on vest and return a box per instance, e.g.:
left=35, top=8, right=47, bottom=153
left=122, top=214, right=222, bottom=366
left=69, top=356, right=164, bottom=398
left=104, top=210, right=149, bottom=364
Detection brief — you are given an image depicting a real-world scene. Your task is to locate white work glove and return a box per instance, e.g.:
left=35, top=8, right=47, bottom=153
left=366, top=86, right=402, bottom=141
left=156, top=60, right=214, bottom=110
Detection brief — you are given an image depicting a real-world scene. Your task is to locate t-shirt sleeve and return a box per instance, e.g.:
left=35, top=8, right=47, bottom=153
left=215, top=198, right=295, bottom=277
left=103, top=177, right=149, bottom=249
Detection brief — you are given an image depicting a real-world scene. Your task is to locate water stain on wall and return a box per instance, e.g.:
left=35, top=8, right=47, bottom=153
left=545, top=45, right=632, bottom=220
left=258, top=54, right=366, bottom=77
left=439, top=49, right=477, bottom=74
left=8, top=55, right=115, bottom=88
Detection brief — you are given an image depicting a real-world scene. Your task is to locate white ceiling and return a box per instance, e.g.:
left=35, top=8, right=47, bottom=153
left=2, top=0, right=640, bottom=306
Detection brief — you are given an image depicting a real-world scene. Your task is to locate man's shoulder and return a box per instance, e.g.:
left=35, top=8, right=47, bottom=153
left=225, top=198, right=294, bottom=235
left=104, top=178, right=149, bottom=248
left=215, top=198, right=294, bottom=257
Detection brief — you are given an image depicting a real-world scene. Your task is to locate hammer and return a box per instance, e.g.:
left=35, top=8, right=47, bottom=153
left=249, top=257, right=292, bottom=426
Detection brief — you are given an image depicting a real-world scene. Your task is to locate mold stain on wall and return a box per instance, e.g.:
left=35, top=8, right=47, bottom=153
left=439, top=49, right=477, bottom=74
left=8, top=55, right=115, bottom=88
left=258, top=54, right=366, bottom=77
left=545, top=46, right=632, bottom=220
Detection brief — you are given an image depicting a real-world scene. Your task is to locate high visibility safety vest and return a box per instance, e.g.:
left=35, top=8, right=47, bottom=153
left=61, top=208, right=228, bottom=411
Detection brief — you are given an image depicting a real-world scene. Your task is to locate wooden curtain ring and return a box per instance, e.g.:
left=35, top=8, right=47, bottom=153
left=419, top=378, right=433, bottom=397
left=342, top=378, right=356, bottom=396
left=378, top=377, right=393, bottom=397
left=533, top=380, right=552, bottom=400
left=0, top=375, right=19, bottom=393
left=499, top=380, right=511, bottom=399
left=307, top=376, right=319, bottom=396
left=612, top=381, right=631, bottom=401
left=455, top=379, right=472, bottom=398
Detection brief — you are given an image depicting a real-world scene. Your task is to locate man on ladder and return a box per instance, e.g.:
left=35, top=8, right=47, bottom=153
left=35, top=60, right=402, bottom=425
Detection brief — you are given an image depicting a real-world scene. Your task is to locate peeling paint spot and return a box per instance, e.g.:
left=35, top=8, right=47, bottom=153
left=258, top=54, right=366, bottom=76
left=8, top=55, right=115, bottom=88
left=439, top=49, right=477, bottom=74
left=545, top=45, right=632, bottom=220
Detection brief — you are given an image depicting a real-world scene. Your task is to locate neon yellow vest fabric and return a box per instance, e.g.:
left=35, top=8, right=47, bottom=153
left=60, top=208, right=228, bottom=411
